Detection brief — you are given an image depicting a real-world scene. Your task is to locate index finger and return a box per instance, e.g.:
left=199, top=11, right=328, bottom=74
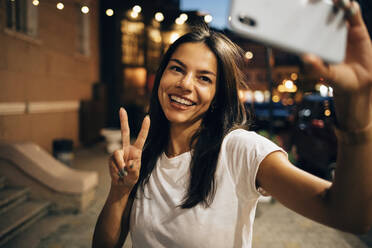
left=134, top=115, right=150, bottom=150
left=333, top=0, right=363, bottom=26
left=119, top=108, right=130, bottom=150
left=347, top=1, right=366, bottom=29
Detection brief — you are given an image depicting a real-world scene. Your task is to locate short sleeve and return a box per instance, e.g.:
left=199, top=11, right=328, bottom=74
left=222, top=129, right=287, bottom=199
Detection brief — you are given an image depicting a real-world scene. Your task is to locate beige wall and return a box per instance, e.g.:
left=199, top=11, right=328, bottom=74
left=0, top=0, right=100, bottom=152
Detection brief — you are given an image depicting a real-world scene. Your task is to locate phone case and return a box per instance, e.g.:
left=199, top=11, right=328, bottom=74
left=228, top=0, right=348, bottom=63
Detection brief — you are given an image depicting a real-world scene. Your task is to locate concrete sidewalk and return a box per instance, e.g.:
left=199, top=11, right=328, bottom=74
left=253, top=201, right=370, bottom=248
left=5, top=143, right=371, bottom=248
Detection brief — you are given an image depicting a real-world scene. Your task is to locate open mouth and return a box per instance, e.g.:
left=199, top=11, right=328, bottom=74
left=169, top=94, right=196, bottom=107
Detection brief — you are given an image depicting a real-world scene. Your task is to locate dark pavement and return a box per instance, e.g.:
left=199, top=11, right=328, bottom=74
left=4, top=143, right=371, bottom=248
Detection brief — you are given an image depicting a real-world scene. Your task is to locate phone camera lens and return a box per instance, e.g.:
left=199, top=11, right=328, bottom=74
left=238, top=15, right=257, bottom=27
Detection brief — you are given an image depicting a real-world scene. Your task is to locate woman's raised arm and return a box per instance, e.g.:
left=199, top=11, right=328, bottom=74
left=257, top=0, right=372, bottom=234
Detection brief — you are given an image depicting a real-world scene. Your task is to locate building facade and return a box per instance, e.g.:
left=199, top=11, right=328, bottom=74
left=0, top=0, right=100, bottom=152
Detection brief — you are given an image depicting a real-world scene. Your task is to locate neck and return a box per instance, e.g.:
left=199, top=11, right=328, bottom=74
left=167, top=120, right=201, bottom=158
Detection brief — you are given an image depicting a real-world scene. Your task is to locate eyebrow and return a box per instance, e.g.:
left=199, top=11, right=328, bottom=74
left=169, top=58, right=217, bottom=77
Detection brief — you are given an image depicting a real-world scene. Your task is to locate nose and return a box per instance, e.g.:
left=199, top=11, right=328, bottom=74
left=178, top=72, right=193, bottom=90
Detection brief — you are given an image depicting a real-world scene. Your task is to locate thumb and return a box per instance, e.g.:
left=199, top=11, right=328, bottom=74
left=347, top=1, right=363, bottom=27
left=302, top=54, right=359, bottom=91
left=302, top=54, right=333, bottom=81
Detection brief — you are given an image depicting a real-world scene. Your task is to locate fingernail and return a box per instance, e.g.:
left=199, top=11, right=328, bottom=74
left=339, top=0, right=351, bottom=8
left=118, top=170, right=123, bottom=178
left=346, top=4, right=357, bottom=17
left=122, top=168, right=128, bottom=176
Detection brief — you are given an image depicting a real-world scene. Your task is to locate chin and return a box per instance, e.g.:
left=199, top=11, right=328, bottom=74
left=165, top=113, right=190, bottom=124
left=164, top=112, right=200, bottom=126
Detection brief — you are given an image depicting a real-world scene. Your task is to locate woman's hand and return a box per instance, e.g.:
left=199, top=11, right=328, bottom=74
left=288, top=1, right=372, bottom=233
left=108, top=108, right=150, bottom=193
left=93, top=108, right=149, bottom=248
left=303, top=0, right=372, bottom=131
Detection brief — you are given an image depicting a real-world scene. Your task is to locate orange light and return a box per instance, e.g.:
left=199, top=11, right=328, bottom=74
left=290, top=73, right=298, bottom=81
left=130, top=11, right=138, bottom=18
left=272, top=95, right=280, bottom=103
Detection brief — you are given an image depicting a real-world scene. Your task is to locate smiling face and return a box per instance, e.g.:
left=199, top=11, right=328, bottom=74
left=158, top=42, right=218, bottom=130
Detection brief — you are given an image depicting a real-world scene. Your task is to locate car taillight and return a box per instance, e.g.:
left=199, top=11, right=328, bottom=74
left=311, top=119, right=324, bottom=128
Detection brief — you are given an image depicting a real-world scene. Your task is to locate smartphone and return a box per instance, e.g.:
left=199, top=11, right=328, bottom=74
left=228, top=0, right=348, bottom=63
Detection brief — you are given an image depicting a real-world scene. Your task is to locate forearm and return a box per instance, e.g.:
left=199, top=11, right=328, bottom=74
left=92, top=186, right=132, bottom=248
left=326, top=127, right=372, bottom=233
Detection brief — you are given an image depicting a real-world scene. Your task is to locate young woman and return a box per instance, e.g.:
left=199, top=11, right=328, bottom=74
left=93, top=1, right=372, bottom=247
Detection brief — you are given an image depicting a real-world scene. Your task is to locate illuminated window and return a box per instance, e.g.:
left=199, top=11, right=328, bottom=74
left=146, top=27, right=162, bottom=72
left=6, top=0, right=38, bottom=37
left=121, top=19, right=145, bottom=66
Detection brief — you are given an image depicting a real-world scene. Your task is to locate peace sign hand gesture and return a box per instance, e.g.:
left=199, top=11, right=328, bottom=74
left=108, top=108, right=150, bottom=193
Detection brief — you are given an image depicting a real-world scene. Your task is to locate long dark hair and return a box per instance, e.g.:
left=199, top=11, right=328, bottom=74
left=131, top=26, right=250, bottom=208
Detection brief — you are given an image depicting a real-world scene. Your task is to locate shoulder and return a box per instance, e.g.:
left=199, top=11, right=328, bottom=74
left=223, top=129, right=273, bottom=147
left=222, top=128, right=284, bottom=160
left=219, top=129, right=285, bottom=197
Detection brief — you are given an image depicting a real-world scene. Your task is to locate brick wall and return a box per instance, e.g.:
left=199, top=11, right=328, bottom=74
left=0, top=0, right=100, bottom=152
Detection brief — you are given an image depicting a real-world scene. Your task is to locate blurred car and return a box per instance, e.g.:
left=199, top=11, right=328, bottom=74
left=245, top=101, right=293, bottom=134
left=290, top=93, right=337, bottom=181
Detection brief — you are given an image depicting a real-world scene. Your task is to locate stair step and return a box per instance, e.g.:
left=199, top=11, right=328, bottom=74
left=0, top=188, right=29, bottom=213
left=0, top=177, right=5, bottom=190
left=0, top=200, right=50, bottom=246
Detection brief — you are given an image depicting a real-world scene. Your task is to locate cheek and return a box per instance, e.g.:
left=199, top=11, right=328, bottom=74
left=202, top=86, right=216, bottom=105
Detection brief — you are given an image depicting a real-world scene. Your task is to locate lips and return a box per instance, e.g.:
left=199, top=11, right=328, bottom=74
left=169, top=94, right=196, bottom=106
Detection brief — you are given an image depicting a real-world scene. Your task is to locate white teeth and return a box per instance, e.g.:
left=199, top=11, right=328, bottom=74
left=170, top=95, right=194, bottom=106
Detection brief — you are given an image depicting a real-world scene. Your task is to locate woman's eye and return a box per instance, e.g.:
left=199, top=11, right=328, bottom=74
left=170, top=66, right=183, bottom=73
left=200, top=76, right=212, bottom=83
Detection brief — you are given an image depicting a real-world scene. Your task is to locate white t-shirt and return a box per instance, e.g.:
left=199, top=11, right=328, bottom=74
left=130, top=129, right=285, bottom=248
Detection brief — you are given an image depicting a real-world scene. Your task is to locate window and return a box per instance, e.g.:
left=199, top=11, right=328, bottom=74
left=76, top=4, right=90, bottom=56
left=121, top=19, right=145, bottom=66
left=146, top=27, right=162, bottom=73
left=6, top=0, right=38, bottom=37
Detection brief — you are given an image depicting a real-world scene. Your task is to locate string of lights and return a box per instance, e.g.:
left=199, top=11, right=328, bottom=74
left=28, top=0, right=90, bottom=14
left=104, top=3, right=213, bottom=26
left=27, top=1, right=214, bottom=25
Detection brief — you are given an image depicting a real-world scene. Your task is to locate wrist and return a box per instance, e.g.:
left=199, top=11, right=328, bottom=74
left=333, top=88, right=372, bottom=132
left=334, top=123, right=372, bottom=145
left=108, top=184, right=132, bottom=203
